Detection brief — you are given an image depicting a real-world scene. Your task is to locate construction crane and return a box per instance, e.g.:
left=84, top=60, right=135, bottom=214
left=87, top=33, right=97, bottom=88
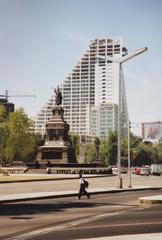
left=0, top=90, right=36, bottom=101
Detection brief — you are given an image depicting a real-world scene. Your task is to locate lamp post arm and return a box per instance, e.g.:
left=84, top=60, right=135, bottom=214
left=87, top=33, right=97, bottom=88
left=120, top=47, right=148, bottom=64
left=97, top=47, right=148, bottom=64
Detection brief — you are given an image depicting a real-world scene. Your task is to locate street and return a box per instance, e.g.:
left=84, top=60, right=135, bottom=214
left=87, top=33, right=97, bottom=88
left=1, top=189, right=162, bottom=240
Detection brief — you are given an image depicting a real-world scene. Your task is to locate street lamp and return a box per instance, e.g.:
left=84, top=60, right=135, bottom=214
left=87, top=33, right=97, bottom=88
left=98, top=47, right=148, bottom=188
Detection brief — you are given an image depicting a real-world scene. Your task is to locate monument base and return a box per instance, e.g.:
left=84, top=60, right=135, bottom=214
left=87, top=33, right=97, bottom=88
left=36, top=87, right=77, bottom=167
left=37, top=144, right=76, bottom=166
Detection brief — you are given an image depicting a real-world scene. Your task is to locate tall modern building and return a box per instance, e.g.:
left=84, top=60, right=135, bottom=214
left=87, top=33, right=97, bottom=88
left=34, top=38, right=128, bottom=139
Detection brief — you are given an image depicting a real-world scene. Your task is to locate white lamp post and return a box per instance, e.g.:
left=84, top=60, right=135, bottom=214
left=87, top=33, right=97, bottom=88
left=128, top=120, right=131, bottom=188
left=98, top=47, right=148, bottom=188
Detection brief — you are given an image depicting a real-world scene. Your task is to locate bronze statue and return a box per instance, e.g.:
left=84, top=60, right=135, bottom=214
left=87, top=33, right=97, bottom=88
left=54, top=86, right=63, bottom=105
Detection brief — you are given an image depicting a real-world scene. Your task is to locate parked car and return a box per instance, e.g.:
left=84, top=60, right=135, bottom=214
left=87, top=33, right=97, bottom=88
left=134, top=167, right=141, bottom=175
left=140, top=166, right=150, bottom=176
left=111, top=166, right=127, bottom=175
left=112, top=167, right=118, bottom=175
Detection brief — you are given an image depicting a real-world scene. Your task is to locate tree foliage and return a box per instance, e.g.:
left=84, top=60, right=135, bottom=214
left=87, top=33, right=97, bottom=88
left=86, top=144, right=96, bottom=163
left=91, top=130, right=162, bottom=167
left=107, top=131, right=118, bottom=166
left=70, top=134, right=80, bottom=156
left=0, top=107, right=40, bottom=166
left=132, top=142, right=160, bottom=166
left=156, top=144, right=162, bottom=163
left=94, top=137, right=100, bottom=161
left=0, top=105, right=9, bottom=165
left=97, top=131, right=118, bottom=166
left=100, top=140, right=108, bottom=165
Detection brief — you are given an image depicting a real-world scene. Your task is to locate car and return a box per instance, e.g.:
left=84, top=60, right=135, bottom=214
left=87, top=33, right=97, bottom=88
left=111, top=166, right=127, bottom=175
left=112, top=167, right=118, bottom=175
left=134, top=167, right=141, bottom=175
left=140, top=167, right=150, bottom=176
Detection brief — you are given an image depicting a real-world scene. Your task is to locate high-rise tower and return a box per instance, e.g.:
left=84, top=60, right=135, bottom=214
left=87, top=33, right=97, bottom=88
left=34, top=38, right=128, bottom=139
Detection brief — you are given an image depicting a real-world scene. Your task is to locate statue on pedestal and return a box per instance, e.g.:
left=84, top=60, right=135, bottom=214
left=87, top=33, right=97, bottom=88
left=54, top=86, right=63, bottom=106
left=36, top=86, right=76, bottom=165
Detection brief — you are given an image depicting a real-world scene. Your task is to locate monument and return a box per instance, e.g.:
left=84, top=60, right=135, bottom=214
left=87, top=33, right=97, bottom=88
left=37, top=86, right=76, bottom=166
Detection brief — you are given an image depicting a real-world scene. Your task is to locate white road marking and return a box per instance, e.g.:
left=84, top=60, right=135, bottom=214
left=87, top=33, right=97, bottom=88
left=68, top=221, right=162, bottom=231
left=5, top=210, right=127, bottom=240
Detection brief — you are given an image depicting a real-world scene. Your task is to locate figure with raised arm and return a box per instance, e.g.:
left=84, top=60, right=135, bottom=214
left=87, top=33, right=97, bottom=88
left=54, top=86, right=63, bottom=105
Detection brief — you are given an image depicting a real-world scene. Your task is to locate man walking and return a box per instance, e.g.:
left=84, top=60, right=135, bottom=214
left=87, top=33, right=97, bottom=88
left=77, top=174, right=90, bottom=199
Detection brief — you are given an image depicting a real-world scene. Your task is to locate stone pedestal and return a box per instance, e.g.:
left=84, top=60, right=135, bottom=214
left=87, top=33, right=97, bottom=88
left=37, top=104, right=76, bottom=166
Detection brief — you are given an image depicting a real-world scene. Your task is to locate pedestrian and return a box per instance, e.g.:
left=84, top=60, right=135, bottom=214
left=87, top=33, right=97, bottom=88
left=77, top=174, right=90, bottom=199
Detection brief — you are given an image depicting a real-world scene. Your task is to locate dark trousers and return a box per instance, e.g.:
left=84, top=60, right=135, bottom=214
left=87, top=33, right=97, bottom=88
left=78, top=184, right=90, bottom=199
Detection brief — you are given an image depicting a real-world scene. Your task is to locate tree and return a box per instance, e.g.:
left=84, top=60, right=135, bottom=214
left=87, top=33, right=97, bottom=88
left=156, top=144, right=162, bottom=163
left=107, top=131, right=118, bottom=166
left=86, top=144, right=96, bottom=163
left=100, top=139, right=108, bottom=166
left=133, top=142, right=156, bottom=166
left=0, top=105, right=9, bottom=166
left=121, top=133, right=142, bottom=166
left=150, top=146, right=159, bottom=164
left=99, top=131, right=118, bottom=166
left=70, top=134, right=80, bottom=156
left=0, top=104, right=8, bottom=122
left=94, top=137, right=100, bottom=161
left=5, top=108, right=37, bottom=164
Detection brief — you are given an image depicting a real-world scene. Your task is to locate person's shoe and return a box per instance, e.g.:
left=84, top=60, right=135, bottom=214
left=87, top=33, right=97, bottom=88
left=87, top=195, right=90, bottom=199
left=76, top=197, right=80, bottom=200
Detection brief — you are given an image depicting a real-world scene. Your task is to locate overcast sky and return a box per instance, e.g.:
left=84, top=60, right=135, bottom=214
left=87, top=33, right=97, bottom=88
left=0, top=0, right=162, bottom=136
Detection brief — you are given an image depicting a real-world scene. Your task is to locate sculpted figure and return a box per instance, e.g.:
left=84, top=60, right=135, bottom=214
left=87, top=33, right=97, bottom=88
left=54, top=86, right=63, bottom=105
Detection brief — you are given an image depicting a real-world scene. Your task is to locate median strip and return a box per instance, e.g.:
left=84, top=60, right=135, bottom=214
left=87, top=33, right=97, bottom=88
left=139, top=195, right=162, bottom=204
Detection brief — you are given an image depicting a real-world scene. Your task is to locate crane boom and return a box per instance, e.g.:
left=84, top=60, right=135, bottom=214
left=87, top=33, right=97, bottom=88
left=0, top=90, right=36, bottom=101
left=8, top=95, right=36, bottom=97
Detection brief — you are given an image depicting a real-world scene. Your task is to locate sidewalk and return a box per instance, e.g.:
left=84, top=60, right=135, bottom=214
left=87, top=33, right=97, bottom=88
left=77, top=232, right=162, bottom=240
left=0, top=185, right=162, bottom=204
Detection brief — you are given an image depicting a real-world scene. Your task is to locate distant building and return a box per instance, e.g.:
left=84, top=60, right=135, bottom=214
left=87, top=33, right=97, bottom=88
left=34, top=37, right=128, bottom=139
left=142, top=121, right=162, bottom=144
left=89, top=103, right=118, bottom=140
left=34, top=95, right=55, bottom=136
left=0, top=96, right=14, bottom=114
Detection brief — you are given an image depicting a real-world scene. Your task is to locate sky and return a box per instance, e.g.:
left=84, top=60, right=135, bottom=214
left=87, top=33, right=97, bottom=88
left=0, top=0, right=162, bottom=136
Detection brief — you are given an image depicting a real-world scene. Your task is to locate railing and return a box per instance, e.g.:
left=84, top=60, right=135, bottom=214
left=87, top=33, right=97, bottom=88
left=0, top=167, right=28, bottom=175
left=46, top=167, right=111, bottom=175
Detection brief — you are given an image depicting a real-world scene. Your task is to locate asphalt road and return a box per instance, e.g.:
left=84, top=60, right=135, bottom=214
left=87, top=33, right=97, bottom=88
left=1, top=189, right=162, bottom=240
